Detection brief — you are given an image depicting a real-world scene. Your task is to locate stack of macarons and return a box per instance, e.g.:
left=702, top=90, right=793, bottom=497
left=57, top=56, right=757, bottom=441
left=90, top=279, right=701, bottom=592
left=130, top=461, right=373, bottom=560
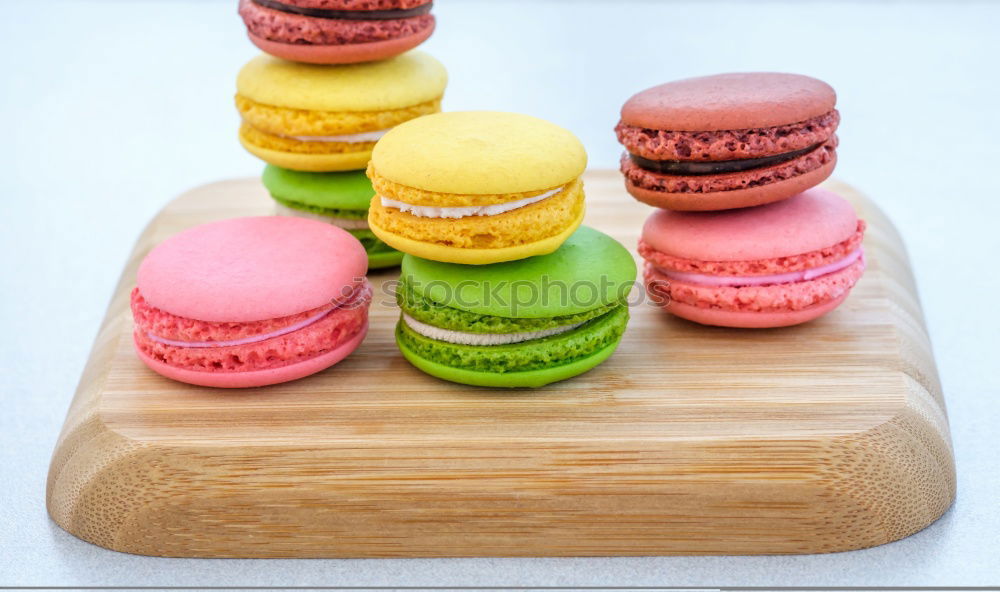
left=615, top=72, right=865, bottom=327
left=236, top=5, right=446, bottom=268
left=131, top=2, right=445, bottom=388
left=370, top=111, right=636, bottom=387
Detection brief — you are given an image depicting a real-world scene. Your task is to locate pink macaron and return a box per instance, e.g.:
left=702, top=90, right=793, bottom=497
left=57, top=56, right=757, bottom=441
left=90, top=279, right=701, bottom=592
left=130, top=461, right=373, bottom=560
left=640, top=188, right=866, bottom=328
left=238, top=0, right=435, bottom=64
left=131, top=216, right=371, bottom=388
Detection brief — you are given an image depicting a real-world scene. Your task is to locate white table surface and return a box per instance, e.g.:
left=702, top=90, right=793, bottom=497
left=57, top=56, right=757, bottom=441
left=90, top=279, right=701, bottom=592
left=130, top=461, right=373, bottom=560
left=2, top=0, right=998, bottom=587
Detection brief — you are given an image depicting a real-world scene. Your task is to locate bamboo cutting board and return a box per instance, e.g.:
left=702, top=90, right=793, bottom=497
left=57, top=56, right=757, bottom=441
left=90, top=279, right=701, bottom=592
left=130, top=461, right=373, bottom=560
left=47, top=171, right=954, bottom=557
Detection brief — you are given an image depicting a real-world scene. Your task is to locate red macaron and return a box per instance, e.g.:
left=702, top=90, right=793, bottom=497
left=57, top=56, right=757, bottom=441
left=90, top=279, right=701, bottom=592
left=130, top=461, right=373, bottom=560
left=640, top=188, right=866, bottom=328
left=238, top=0, right=435, bottom=64
left=616, top=72, right=839, bottom=211
left=131, top=216, right=371, bottom=388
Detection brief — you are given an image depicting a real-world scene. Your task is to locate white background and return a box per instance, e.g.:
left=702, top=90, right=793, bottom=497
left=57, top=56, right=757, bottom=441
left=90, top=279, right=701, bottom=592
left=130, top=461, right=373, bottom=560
left=1, top=0, right=998, bottom=587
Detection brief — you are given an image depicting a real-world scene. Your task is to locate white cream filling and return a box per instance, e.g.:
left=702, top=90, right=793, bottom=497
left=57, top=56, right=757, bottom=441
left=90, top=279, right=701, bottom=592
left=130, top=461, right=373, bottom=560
left=402, top=313, right=583, bottom=346
left=380, top=186, right=565, bottom=219
left=282, top=129, right=389, bottom=143
left=274, top=202, right=370, bottom=230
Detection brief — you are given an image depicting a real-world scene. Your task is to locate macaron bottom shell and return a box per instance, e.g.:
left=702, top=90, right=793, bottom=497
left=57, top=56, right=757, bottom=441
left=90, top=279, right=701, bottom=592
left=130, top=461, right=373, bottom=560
left=395, top=306, right=629, bottom=388
left=246, top=26, right=435, bottom=65
left=135, top=323, right=368, bottom=388
left=398, top=336, right=623, bottom=388
left=663, top=294, right=849, bottom=329
left=240, top=131, right=373, bottom=172
left=624, top=154, right=836, bottom=212
left=368, top=205, right=585, bottom=265
left=644, top=256, right=863, bottom=329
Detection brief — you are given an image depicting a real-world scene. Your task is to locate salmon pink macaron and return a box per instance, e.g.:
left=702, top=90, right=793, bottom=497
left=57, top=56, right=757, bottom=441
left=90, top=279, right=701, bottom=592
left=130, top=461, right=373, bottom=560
left=616, top=73, right=839, bottom=211
left=131, top=216, right=371, bottom=388
left=238, top=0, right=435, bottom=64
left=640, top=188, right=866, bottom=328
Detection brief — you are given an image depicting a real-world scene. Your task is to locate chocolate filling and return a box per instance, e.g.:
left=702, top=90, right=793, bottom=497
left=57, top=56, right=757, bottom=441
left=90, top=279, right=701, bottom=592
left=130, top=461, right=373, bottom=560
left=252, top=0, right=432, bottom=20
left=630, top=143, right=822, bottom=176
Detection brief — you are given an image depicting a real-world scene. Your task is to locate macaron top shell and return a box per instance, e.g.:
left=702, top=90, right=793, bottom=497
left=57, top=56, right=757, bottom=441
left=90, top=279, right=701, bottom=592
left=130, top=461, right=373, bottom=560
left=262, top=166, right=374, bottom=211
left=402, top=226, right=636, bottom=318
left=371, top=111, right=587, bottom=195
left=236, top=51, right=447, bottom=111
left=137, top=217, right=368, bottom=323
left=621, top=72, right=836, bottom=131
left=642, top=187, right=858, bottom=261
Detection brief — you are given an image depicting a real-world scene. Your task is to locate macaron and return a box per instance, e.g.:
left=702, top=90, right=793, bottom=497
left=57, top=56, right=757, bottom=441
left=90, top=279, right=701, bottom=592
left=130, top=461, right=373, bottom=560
left=236, top=51, right=447, bottom=172
left=262, top=165, right=403, bottom=268
left=640, top=187, right=865, bottom=328
left=131, top=216, right=371, bottom=388
left=395, top=226, right=636, bottom=388
left=238, top=0, right=435, bottom=64
left=616, top=72, right=839, bottom=211
left=367, top=111, right=588, bottom=265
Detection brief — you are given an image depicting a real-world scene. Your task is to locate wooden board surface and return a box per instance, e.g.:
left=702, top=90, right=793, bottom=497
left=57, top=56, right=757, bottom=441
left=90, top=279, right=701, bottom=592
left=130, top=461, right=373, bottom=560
left=46, top=171, right=954, bottom=557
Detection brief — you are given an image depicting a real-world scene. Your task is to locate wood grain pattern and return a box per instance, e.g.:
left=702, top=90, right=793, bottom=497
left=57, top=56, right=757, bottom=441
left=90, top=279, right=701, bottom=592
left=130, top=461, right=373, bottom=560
left=46, top=171, right=954, bottom=557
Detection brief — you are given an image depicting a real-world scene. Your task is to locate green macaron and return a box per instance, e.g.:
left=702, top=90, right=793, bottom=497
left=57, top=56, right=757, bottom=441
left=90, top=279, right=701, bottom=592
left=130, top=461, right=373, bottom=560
left=396, top=226, right=637, bottom=388
left=261, top=165, right=403, bottom=268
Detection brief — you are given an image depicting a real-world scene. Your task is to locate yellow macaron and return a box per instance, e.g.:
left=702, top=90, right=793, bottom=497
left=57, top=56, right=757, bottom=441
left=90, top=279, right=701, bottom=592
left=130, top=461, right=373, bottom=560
left=236, top=51, right=447, bottom=172
left=367, top=111, right=588, bottom=264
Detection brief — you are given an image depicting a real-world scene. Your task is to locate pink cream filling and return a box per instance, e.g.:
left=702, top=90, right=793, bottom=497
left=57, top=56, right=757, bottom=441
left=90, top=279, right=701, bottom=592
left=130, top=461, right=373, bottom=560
left=147, top=281, right=371, bottom=349
left=657, top=248, right=864, bottom=287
